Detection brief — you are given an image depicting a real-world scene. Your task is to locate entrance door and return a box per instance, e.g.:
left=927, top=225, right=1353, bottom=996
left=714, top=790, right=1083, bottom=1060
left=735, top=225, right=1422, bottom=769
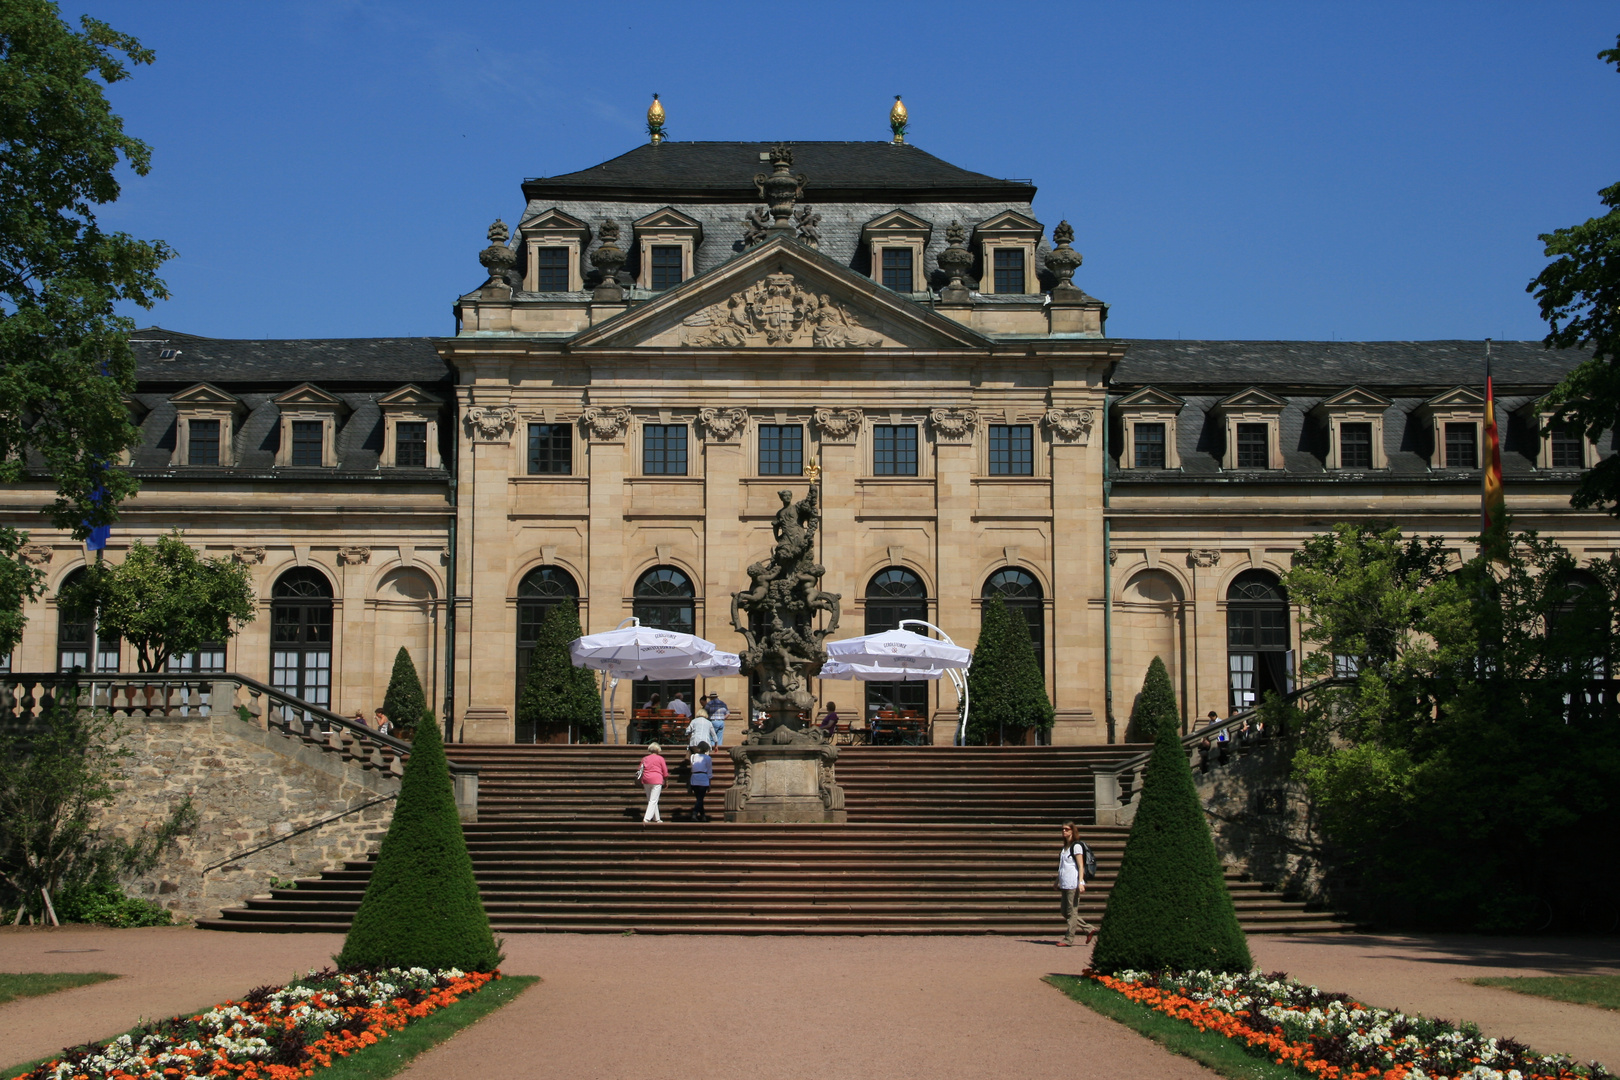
left=270, top=568, right=333, bottom=720
left=1226, top=570, right=1289, bottom=713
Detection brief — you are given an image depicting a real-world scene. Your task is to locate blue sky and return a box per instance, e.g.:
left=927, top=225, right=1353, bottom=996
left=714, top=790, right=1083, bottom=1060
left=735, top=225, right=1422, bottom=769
left=78, top=1, right=1619, bottom=343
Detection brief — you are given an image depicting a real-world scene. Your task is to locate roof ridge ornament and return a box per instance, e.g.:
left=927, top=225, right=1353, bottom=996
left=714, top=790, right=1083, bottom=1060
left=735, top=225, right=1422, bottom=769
left=938, top=220, right=972, bottom=303
left=1047, top=220, right=1083, bottom=297
left=591, top=218, right=626, bottom=301
left=647, top=93, right=666, bottom=144
left=754, top=145, right=807, bottom=236
left=890, top=95, right=908, bottom=144
left=478, top=220, right=515, bottom=297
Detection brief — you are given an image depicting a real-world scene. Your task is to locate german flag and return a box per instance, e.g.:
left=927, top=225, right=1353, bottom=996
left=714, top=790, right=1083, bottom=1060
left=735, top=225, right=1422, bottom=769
left=1482, top=341, right=1507, bottom=558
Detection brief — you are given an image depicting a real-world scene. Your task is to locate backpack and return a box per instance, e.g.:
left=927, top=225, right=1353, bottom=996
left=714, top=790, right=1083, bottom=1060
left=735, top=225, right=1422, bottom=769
left=1071, top=840, right=1097, bottom=881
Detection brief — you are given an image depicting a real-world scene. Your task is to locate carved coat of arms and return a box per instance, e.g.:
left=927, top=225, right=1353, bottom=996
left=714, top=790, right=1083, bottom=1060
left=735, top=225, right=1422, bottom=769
left=681, top=272, right=883, bottom=349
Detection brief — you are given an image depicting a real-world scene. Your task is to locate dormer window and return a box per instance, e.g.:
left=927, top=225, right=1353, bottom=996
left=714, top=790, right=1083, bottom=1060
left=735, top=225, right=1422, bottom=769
left=518, top=208, right=590, bottom=292
left=632, top=207, right=702, bottom=291
left=1419, top=386, right=1483, bottom=470
left=1445, top=423, right=1478, bottom=468
left=972, top=210, right=1042, bottom=296
left=1113, top=386, right=1185, bottom=470
left=1549, top=423, right=1586, bottom=468
left=1312, top=387, right=1391, bottom=470
left=1213, top=387, right=1287, bottom=470
left=377, top=384, right=443, bottom=469
left=273, top=383, right=348, bottom=468
left=861, top=209, right=931, bottom=294
left=168, top=382, right=246, bottom=468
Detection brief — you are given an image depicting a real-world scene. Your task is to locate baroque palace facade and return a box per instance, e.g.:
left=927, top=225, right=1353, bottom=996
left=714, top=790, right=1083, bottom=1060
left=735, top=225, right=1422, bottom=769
left=0, top=121, right=1608, bottom=744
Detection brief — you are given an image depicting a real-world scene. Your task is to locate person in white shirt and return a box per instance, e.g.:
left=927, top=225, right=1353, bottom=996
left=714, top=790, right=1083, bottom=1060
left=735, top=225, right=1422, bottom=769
left=1055, top=821, right=1096, bottom=946
left=669, top=692, right=692, bottom=719
left=686, top=710, right=716, bottom=750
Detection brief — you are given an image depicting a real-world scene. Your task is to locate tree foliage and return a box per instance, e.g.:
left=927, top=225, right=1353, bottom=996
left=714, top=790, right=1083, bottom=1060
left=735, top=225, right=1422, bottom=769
left=0, top=525, right=44, bottom=656
left=0, top=681, right=194, bottom=921
left=1529, top=36, right=1620, bottom=513
left=335, top=712, right=502, bottom=972
left=58, top=530, right=255, bottom=671
left=1091, top=701, right=1253, bottom=975
left=1127, top=656, right=1179, bottom=743
left=1281, top=522, right=1620, bottom=930
left=965, top=595, right=1053, bottom=743
left=381, top=647, right=426, bottom=737
left=516, top=601, right=602, bottom=742
left=0, top=2, right=172, bottom=536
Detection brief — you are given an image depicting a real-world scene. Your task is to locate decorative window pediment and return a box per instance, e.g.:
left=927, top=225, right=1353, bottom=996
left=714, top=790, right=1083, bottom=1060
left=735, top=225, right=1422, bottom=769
left=1114, top=386, right=1185, bottom=469
left=862, top=210, right=931, bottom=294
left=378, top=384, right=443, bottom=469
left=1419, top=386, right=1484, bottom=469
left=633, top=207, right=703, bottom=291
left=273, top=383, right=347, bottom=468
left=1521, top=397, right=1597, bottom=471
left=1311, top=387, right=1391, bottom=470
left=972, top=210, right=1042, bottom=296
left=1115, top=386, right=1186, bottom=410
left=972, top=209, right=1044, bottom=241
left=1213, top=387, right=1287, bottom=470
left=860, top=208, right=934, bottom=245
left=1215, top=387, right=1288, bottom=412
left=168, top=383, right=246, bottom=467
left=518, top=207, right=591, bottom=292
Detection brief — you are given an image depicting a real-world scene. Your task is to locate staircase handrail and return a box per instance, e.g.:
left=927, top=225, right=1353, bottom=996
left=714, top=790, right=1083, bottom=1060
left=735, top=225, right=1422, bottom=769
left=0, top=670, right=478, bottom=778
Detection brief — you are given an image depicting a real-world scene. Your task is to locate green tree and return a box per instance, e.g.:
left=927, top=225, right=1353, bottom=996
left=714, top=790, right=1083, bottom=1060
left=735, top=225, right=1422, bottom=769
left=1127, top=656, right=1178, bottom=743
left=0, top=3, right=172, bottom=537
left=516, top=601, right=602, bottom=742
left=335, top=711, right=502, bottom=972
left=381, top=646, right=426, bottom=736
left=965, top=595, right=1053, bottom=743
left=0, top=683, right=194, bottom=921
left=1282, top=523, right=1620, bottom=929
left=1529, top=36, right=1620, bottom=514
left=0, top=526, right=45, bottom=656
left=1090, top=698, right=1252, bottom=975
left=58, top=530, right=255, bottom=671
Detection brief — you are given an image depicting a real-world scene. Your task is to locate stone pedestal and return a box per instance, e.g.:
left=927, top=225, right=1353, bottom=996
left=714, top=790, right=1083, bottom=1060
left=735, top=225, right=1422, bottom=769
left=724, top=727, right=846, bottom=823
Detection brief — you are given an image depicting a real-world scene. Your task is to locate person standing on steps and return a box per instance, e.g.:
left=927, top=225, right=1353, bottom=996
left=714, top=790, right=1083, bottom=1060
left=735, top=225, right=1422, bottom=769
left=1055, top=821, right=1096, bottom=947
left=704, top=693, right=730, bottom=747
left=689, top=740, right=713, bottom=821
left=686, top=707, right=717, bottom=753
left=638, top=742, right=670, bottom=824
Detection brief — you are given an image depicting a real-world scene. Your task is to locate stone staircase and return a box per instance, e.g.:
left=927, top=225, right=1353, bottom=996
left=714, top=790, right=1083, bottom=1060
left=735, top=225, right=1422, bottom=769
left=198, top=745, right=1350, bottom=935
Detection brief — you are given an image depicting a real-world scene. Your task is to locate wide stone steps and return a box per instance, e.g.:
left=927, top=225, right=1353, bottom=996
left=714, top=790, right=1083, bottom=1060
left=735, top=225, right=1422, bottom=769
left=198, top=746, right=1350, bottom=935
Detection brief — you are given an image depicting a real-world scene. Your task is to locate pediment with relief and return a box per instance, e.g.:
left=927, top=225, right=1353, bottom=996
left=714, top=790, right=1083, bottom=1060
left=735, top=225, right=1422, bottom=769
left=570, top=236, right=992, bottom=351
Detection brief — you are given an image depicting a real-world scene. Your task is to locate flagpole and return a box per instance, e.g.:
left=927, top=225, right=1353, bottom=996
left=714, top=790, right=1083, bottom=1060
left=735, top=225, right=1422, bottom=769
left=1482, top=339, right=1492, bottom=534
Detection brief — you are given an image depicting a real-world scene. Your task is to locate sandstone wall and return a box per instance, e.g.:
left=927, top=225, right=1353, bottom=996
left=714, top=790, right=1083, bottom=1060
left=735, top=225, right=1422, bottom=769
left=104, top=712, right=398, bottom=922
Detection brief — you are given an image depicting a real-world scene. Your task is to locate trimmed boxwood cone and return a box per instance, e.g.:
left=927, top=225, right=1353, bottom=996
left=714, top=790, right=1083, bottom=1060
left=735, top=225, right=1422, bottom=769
left=1128, top=656, right=1179, bottom=743
left=335, top=713, right=502, bottom=972
left=381, top=646, right=427, bottom=734
left=1090, top=700, right=1252, bottom=974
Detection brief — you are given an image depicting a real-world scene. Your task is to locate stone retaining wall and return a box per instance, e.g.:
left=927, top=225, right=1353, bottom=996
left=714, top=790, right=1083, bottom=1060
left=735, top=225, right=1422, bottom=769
left=105, top=711, right=398, bottom=922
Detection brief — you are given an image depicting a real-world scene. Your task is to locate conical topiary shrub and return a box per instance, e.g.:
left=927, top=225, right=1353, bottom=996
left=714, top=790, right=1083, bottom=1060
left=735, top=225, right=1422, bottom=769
left=1127, top=656, right=1179, bottom=743
left=335, top=711, right=502, bottom=972
left=381, top=647, right=427, bottom=736
left=517, top=601, right=602, bottom=742
left=965, top=595, right=1053, bottom=744
left=1089, top=703, right=1252, bottom=975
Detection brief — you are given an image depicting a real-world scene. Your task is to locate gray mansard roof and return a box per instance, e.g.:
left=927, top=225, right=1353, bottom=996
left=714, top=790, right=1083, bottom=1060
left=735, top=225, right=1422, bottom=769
left=130, top=328, right=449, bottom=385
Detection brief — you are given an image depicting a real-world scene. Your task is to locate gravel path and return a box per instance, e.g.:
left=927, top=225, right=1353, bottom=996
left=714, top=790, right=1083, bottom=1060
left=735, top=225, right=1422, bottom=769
left=3, top=927, right=1617, bottom=1079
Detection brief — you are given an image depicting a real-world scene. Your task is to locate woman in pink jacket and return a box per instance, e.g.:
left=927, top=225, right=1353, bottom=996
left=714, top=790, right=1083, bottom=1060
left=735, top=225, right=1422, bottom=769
left=638, top=742, right=670, bottom=824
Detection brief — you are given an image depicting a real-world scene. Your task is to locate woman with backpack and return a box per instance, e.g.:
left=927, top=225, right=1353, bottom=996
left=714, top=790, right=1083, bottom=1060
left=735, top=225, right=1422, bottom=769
left=1055, top=821, right=1097, bottom=946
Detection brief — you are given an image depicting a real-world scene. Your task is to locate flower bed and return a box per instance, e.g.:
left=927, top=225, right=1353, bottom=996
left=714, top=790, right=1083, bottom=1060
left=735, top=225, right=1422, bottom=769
left=1089, top=969, right=1616, bottom=1080
left=10, top=967, right=498, bottom=1080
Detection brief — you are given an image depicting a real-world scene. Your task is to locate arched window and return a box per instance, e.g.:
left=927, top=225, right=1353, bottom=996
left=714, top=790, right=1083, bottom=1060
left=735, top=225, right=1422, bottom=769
left=984, top=568, right=1044, bottom=673
left=56, top=568, right=120, bottom=673
left=863, top=567, right=929, bottom=719
left=271, top=568, right=333, bottom=713
left=515, top=565, right=579, bottom=742
left=630, top=566, right=696, bottom=729
left=1226, top=569, right=1289, bottom=713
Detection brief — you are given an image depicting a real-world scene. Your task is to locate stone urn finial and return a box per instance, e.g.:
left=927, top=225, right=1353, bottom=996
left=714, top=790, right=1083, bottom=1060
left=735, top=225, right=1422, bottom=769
left=754, top=145, right=807, bottom=233
left=1047, top=219, right=1083, bottom=296
left=890, top=95, right=908, bottom=144
left=478, top=219, right=515, bottom=295
left=938, top=219, right=973, bottom=303
left=647, top=93, right=666, bottom=144
left=591, top=218, right=626, bottom=301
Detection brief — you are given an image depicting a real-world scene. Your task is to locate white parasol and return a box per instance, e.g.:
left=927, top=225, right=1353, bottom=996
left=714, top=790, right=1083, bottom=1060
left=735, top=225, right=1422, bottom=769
left=820, top=660, right=947, bottom=681
left=824, top=627, right=971, bottom=669
left=568, top=620, right=731, bottom=743
left=604, top=651, right=742, bottom=680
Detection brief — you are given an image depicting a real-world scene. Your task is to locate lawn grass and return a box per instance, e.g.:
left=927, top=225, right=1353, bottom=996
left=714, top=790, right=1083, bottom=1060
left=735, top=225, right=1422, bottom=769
left=2, top=974, right=538, bottom=1080
left=1470, top=975, right=1620, bottom=1012
left=0, top=972, right=119, bottom=1005
left=1045, top=974, right=1308, bottom=1080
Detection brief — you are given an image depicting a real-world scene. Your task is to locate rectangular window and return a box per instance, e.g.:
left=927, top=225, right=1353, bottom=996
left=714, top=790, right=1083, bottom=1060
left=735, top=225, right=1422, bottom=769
left=1235, top=423, right=1269, bottom=469
left=1444, top=422, right=1478, bottom=468
left=1549, top=425, right=1584, bottom=468
left=535, top=247, right=569, bottom=291
left=168, top=643, right=226, bottom=673
left=993, top=248, right=1025, bottom=293
left=872, top=424, right=918, bottom=476
left=0, top=651, right=9, bottom=673
left=988, top=424, right=1034, bottom=476
left=1339, top=422, right=1373, bottom=469
left=881, top=247, right=914, bottom=292
left=188, top=418, right=220, bottom=466
left=396, top=422, right=428, bottom=468
left=1133, top=422, right=1166, bottom=469
left=758, top=424, right=803, bottom=476
left=650, top=245, right=682, bottom=291
left=527, top=423, right=572, bottom=475
left=643, top=424, right=688, bottom=475
left=290, top=420, right=324, bottom=467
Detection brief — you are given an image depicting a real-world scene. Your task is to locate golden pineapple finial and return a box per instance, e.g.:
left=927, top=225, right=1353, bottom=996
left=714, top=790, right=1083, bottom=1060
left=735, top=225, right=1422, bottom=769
left=889, top=95, right=908, bottom=144
left=647, top=93, right=666, bottom=144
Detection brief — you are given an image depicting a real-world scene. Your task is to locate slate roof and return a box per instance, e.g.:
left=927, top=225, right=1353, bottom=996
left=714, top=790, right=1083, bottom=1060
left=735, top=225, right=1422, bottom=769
left=523, top=142, right=1037, bottom=203
left=129, top=328, right=450, bottom=386
left=1110, top=339, right=1588, bottom=392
